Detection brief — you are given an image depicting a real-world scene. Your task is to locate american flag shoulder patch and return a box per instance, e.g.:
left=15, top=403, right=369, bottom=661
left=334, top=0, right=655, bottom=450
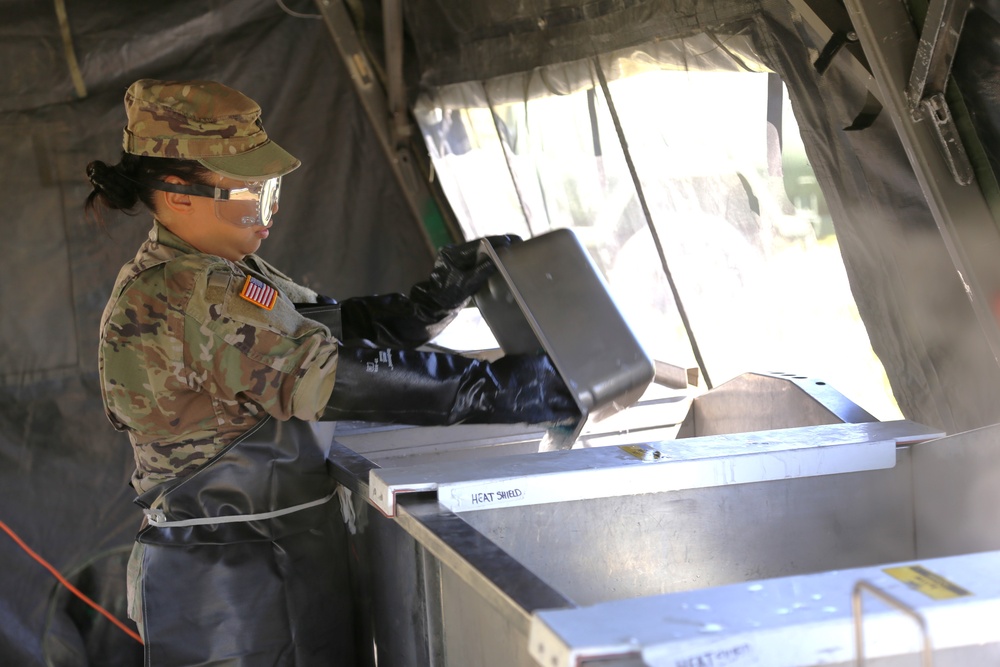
left=239, top=275, right=278, bottom=310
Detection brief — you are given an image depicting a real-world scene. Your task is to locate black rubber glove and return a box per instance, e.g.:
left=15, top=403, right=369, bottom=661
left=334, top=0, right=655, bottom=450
left=295, top=293, right=453, bottom=349
left=296, top=235, right=521, bottom=348
left=410, top=234, right=521, bottom=314
left=322, top=346, right=578, bottom=426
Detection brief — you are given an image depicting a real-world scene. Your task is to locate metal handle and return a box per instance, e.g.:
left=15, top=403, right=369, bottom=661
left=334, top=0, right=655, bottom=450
left=852, top=579, right=933, bottom=667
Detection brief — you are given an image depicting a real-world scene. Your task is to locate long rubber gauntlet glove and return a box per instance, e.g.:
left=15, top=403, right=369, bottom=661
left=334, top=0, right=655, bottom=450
left=295, top=293, right=457, bottom=349
left=323, top=346, right=579, bottom=426
left=296, top=235, right=520, bottom=348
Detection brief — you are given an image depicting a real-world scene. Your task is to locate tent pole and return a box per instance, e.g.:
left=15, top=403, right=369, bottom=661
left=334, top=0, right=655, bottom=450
left=314, top=0, right=460, bottom=249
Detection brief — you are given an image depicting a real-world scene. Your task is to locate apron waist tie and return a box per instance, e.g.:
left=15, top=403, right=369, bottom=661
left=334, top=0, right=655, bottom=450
left=143, top=491, right=337, bottom=528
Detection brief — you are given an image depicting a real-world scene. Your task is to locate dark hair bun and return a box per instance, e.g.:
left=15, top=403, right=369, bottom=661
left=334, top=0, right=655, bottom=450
left=86, top=160, right=139, bottom=211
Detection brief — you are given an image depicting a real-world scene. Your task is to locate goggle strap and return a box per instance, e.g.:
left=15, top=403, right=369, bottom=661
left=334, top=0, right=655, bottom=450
left=142, top=179, right=221, bottom=199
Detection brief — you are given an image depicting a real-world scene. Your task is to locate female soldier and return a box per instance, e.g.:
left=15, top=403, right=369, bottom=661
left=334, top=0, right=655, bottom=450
left=86, top=79, right=575, bottom=665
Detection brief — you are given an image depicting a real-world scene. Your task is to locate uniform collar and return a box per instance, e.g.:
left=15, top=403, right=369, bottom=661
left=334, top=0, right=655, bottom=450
left=150, top=219, right=202, bottom=256
left=147, top=219, right=261, bottom=274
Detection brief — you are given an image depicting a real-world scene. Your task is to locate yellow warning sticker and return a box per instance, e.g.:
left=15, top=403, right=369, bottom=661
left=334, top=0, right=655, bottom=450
left=883, top=565, right=972, bottom=600
left=619, top=445, right=663, bottom=461
left=620, top=445, right=648, bottom=459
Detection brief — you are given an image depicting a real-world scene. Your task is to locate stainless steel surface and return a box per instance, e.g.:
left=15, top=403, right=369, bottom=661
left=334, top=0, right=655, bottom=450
left=334, top=422, right=548, bottom=467
left=853, top=580, right=933, bottom=667
left=460, top=449, right=917, bottom=606
left=396, top=496, right=574, bottom=666
left=395, top=496, right=574, bottom=614
left=368, top=420, right=940, bottom=516
left=474, top=228, right=655, bottom=444
left=677, top=371, right=878, bottom=438
left=332, top=387, right=692, bottom=468
left=334, top=446, right=925, bottom=666
left=911, top=422, right=1000, bottom=558
left=570, top=383, right=691, bottom=447
left=531, top=550, right=1000, bottom=667
left=325, top=414, right=1000, bottom=666
left=321, top=369, right=1000, bottom=667
left=416, top=545, right=445, bottom=667
left=437, top=566, right=535, bottom=667
left=327, top=440, right=573, bottom=667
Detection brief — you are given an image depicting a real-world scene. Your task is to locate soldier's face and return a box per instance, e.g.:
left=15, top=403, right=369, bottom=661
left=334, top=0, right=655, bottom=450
left=187, top=175, right=274, bottom=261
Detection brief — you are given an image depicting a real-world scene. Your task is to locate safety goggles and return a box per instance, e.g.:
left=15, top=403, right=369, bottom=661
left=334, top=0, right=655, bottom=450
left=146, top=176, right=282, bottom=228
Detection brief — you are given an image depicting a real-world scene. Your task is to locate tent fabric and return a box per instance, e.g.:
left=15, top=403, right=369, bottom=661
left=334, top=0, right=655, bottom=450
left=1, top=1, right=435, bottom=664
left=405, top=0, right=1000, bottom=433
left=403, top=0, right=761, bottom=87
left=5, top=0, right=1000, bottom=664
left=753, top=1, right=1000, bottom=432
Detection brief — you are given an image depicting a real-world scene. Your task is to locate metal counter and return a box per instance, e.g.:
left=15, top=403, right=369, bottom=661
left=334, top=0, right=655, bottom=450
left=532, top=549, right=1000, bottom=666
left=323, top=380, right=1000, bottom=666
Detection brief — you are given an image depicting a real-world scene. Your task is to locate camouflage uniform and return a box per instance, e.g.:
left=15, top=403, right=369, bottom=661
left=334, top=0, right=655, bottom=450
left=98, top=80, right=371, bottom=664
left=99, top=221, right=337, bottom=494
left=101, top=220, right=357, bottom=663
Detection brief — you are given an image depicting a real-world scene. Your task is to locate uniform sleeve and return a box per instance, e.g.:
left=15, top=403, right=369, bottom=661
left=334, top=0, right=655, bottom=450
left=184, top=268, right=339, bottom=421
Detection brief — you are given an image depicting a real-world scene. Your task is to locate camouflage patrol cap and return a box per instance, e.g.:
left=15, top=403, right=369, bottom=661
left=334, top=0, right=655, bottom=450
left=122, top=79, right=301, bottom=180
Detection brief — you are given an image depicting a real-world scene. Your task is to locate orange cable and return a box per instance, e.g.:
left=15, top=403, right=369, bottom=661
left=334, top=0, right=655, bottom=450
left=0, top=518, right=143, bottom=645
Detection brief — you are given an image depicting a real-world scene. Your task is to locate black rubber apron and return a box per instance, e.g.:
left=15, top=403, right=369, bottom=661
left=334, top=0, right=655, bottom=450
left=134, top=417, right=355, bottom=666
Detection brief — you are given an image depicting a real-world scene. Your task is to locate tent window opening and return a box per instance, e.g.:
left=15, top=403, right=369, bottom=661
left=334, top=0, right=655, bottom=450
left=415, top=36, right=902, bottom=420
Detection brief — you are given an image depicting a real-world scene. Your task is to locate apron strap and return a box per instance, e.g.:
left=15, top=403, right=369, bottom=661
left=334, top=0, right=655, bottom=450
left=143, top=491, right=336, bottom=528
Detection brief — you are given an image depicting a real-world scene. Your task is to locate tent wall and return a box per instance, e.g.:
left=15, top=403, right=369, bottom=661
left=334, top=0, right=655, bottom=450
left=752, top=3, right=1000, bottom=434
